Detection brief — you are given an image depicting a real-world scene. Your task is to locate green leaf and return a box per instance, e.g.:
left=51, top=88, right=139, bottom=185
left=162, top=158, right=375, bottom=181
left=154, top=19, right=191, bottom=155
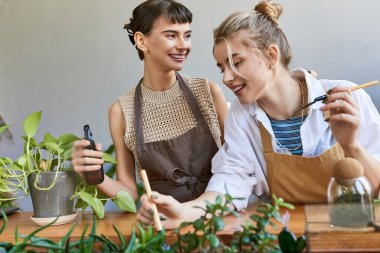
left=57, top=222, right=77, bottom=248
left=0, top=210, right=8, bottom=235
left=124, top=228, right=136, bottom=253
left=62, top=146, right=74, bottom=160
left=212, top=216, right=225, bottom=232
left=0, top=157, right=13, bottom=165
left=278, top=229, right=297, bottom=252
left=280, top=202, right=295, bottom=210
left=44, top=142, right=63, bottom=154
left=76, top=192, right=104, bottom=219
left=21, top=216, right=60, bottom=244
left=79, top=224, right=89, bottom=253
left=215, top=195, right=222, bottom=205
left=102, top=152, right=116, bottom=164
left=193, top=218, right=205, bottom=230
left=187, top=233, right=199, bottom=251
left=9, top=163, right=22, bottom=172
left=0, top=181, right=11, bottom=192
left=113, top=191, right=136, bottom=213
left=105, top=165, right=116, bottom=178
left=43, top=133, right=58, bottom=144
left=75, top=197, right=89, bottom=210
left=84, top=215, right=97, bottom=252
left=113, top=224, right=127, bottom=249
left=0, top=125, right=9, bottom=135
left=104, top=144, right=115, bottom=155
left=21, top=136, right=38, bottom=148
left=296, top=235, right=307, bottom=251
left=23, top=111, right=41, bottom=138
left=58, top=133, right=80, bottom=145
left=0, top=246, right=9, bottom=253
left=208, top=234, right=220, bottom=248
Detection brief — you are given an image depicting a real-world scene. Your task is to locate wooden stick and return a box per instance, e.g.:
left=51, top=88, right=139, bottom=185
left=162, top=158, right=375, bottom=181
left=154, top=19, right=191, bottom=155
left=352, top=80, right=378, bottom=91
left=141, top=170, right=162, bottom=231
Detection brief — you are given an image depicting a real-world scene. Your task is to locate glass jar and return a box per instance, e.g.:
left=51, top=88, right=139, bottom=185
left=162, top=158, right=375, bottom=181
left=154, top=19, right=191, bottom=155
left=328, top=176, right=375, bottom=228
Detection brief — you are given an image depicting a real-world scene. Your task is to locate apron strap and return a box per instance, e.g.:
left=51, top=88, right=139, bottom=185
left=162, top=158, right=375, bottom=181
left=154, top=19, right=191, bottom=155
left=258, top=122, right=274, bottom=154
left=175, top=72, right=206, bottom=126
left=134, top=72, right=207, bottom=145
left=134, top=79, right=145, bottom=145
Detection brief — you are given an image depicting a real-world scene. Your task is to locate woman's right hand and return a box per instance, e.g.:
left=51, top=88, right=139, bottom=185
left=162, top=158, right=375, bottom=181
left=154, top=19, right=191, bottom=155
left=71, top=140, right=104, bottom=178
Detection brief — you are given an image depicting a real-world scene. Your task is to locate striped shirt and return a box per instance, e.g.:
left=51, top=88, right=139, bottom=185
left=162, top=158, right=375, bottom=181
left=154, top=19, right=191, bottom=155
left=269, top=115, right=307, bottom=155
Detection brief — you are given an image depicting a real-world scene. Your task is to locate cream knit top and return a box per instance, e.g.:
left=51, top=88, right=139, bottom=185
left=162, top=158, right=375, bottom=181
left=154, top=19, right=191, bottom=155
left=118, top=76, right=222, bottom=162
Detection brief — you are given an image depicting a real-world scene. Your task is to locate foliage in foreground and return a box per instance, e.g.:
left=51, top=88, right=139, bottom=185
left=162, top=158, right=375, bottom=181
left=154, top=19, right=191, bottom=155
left=0, top=194, right=305, bottom=253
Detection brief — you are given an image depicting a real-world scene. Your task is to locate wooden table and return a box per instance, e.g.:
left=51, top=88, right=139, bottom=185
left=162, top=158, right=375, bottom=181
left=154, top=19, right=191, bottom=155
left=1, top=205, right=380, bottom=252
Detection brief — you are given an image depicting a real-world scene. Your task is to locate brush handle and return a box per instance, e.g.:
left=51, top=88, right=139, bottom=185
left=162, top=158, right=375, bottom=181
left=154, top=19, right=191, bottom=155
left=141, top=170, right=163, bottom=231
left=352, top=80, right=378, bottom=91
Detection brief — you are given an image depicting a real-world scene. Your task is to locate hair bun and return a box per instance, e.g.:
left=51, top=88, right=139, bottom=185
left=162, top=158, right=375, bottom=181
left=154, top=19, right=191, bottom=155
left=254, top=0, right=283, bottom=26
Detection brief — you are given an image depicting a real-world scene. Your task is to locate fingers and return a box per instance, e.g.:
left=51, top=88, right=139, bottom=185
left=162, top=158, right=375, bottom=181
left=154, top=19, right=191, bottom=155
left=149, top=191, right=176, bottom=207
left=71, top=139, right=104, bottom=174
left=321, top=86, right=359, bottom=115
left=321, top=86, right=361, bottom=130
left=137, top=194, right=156, bottom=226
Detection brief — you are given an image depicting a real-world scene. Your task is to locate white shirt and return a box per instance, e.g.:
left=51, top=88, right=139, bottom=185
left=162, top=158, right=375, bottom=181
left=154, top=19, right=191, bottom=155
left=206, top=69, right=380, bottom=210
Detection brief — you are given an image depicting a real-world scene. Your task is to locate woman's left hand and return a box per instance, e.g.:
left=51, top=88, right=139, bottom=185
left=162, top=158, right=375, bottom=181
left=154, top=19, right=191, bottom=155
left=137, top=192, right=185, bottom=229
left=320, top=86, right=361, bottom=151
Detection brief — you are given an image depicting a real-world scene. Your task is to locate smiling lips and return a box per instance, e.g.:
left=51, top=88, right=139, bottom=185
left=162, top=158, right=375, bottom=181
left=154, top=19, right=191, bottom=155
left=170, top=54, right=186, bottom=62
left=231, top=84, right=245, bottom=96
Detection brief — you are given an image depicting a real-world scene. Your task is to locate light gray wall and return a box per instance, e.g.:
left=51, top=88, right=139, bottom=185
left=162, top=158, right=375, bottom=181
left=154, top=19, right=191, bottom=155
left=1, top=0, right=379, bottom=210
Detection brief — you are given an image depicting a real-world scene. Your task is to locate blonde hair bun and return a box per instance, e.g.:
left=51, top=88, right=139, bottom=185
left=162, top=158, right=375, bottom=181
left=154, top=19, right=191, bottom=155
left=254, top=0, right=283, bottom=25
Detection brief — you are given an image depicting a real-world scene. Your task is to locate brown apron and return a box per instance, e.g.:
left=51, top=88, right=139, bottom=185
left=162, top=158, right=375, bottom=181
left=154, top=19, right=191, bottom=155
left=134, top=73, right=219, bottom=203
left=259, top=123, right=345, bottom=204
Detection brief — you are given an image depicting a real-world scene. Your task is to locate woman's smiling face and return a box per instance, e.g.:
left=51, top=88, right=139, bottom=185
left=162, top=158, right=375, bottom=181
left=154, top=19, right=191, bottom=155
left=213, top=30, right=271, bottom=105
left=145, top=16, right=192, bottom=72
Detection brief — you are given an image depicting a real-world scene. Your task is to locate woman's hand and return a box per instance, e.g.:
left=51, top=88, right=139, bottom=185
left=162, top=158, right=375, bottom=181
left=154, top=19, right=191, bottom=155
left=137, top=191, right=185, bottom=229
left=71, top=140, right=104, bottom=177
left=321, top=86, right=361, bottom=152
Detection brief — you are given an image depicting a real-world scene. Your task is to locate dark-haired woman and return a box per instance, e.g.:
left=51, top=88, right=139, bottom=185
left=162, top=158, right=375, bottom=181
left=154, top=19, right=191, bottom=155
left=72, top=0, right=227, bottom=207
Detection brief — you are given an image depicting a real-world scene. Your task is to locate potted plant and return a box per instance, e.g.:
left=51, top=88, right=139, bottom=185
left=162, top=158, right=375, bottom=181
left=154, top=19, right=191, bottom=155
left=0, top=111, right=136, bottom=225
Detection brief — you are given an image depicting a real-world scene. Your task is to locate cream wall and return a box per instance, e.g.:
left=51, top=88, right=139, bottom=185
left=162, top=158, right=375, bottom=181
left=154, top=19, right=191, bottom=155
left=1, top=0, right=379, bottom=210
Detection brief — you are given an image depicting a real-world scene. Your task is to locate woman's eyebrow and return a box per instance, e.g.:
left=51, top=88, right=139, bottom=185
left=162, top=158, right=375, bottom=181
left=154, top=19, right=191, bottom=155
left=162, top=29, right=192, bottom=34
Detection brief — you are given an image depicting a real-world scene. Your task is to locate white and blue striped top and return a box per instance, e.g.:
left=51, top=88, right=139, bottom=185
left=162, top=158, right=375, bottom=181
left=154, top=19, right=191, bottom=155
left=269, top=115, right=308, bottom=156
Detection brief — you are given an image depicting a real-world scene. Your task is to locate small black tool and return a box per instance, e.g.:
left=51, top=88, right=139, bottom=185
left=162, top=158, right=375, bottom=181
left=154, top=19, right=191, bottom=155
left=83, top=124, right=104, bottom=185
left=298, top=94, right=328, bottom=111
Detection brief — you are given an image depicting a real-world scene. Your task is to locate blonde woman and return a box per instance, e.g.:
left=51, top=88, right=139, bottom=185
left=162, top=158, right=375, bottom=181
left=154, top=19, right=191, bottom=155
left=137, top=0, right=380, bottom=229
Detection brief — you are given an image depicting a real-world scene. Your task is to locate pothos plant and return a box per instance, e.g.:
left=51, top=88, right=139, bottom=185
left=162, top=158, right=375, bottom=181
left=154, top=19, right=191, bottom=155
left=0, top=124, right=16, bottom=208
left=0, top=111, right=136, bottom=218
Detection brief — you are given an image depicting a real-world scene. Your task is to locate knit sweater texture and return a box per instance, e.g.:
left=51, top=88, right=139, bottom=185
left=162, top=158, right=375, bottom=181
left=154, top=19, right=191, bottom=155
left=118, top=75, right=222, bottom=166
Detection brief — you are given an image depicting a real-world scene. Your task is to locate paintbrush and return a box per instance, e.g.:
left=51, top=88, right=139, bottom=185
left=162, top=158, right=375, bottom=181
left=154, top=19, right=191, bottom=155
left=299, top=80, right=379, bottom=111
left=141, top=169, right=163, bottom=231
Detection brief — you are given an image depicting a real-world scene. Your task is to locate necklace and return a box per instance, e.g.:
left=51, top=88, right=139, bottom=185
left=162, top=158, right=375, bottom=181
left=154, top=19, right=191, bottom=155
left=272, top=78, right=305, bottom=152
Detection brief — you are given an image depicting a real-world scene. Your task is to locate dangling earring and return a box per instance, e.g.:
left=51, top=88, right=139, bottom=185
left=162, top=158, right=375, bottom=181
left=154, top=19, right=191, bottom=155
left=144, top=49, right=149, bottom=55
